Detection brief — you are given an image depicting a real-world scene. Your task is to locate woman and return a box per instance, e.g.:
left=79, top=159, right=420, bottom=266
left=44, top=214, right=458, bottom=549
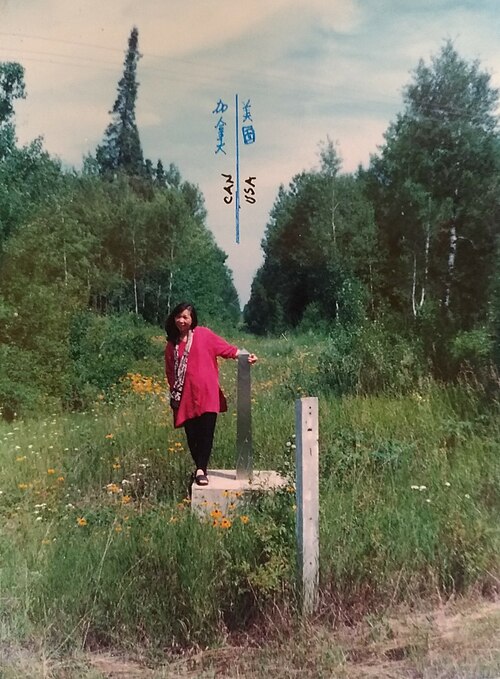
left=165, top=302, right=257, bottom=486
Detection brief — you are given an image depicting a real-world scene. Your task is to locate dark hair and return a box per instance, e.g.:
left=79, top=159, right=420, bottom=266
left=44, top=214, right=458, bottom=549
left=165, top=302, right=198, bottom=343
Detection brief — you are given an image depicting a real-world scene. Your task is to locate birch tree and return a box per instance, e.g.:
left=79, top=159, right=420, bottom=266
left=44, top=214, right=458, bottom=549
left=369, top=41, right=500, bottom=329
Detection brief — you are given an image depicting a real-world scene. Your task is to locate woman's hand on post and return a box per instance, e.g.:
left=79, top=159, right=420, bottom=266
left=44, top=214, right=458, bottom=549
left=235, top=349, right=257, bottom=364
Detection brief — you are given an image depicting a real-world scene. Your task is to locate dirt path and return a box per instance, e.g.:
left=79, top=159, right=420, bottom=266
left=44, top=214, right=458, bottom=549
left=86, top=598, right=500, bottom=678
left=2, top=597, right=499, bottom=678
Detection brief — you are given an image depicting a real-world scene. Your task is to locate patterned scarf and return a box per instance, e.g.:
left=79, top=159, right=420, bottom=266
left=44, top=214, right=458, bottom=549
left=170, top=329, right=194, bottom=409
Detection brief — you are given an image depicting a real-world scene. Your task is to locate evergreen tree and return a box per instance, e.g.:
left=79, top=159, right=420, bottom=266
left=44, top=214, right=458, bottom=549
left=95, top=27, right=145, bottom=177
left=155, top=159, right=166, bottom=186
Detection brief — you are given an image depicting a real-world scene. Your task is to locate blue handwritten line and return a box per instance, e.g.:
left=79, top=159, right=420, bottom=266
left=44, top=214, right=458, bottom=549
left=235, top=93, right=240, bottom=244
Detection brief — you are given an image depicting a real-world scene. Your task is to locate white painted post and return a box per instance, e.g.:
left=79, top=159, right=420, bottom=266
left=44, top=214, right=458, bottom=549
left=295, top=396, right=319, bottom=615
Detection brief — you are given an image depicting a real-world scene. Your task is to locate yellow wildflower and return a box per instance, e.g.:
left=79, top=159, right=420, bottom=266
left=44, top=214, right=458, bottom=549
left=18, top=483, right=28, bottom=490
left=115, top=525, right=122, bottom=533
left=105, top=433, right=114, bottom=439
left=57, top=476, right=65, bottom=483
left=240, top=515, right=250, bottom=525
left=121, top=495, right=132, bottom=504
left=125, top=372, right=163, bottom=396
left=112, top=463, right=121, bottom=470
left=77, top=517, right=87, bottom=527
left=220, top=518, right=232, bottom=529
left=210, top=509, right=223, bottom=519
left=47, top=468, right=56, bottom=475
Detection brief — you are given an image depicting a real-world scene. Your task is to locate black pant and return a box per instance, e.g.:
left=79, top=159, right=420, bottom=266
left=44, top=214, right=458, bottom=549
left=183, top=412, right=217, bottom=473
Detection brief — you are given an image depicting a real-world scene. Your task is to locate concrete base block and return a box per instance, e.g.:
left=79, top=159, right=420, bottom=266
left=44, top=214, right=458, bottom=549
left=191, top=469, right=287, bottom=517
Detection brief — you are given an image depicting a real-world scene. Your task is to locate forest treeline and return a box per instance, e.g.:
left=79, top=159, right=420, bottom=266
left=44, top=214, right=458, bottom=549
left=1, top=32, right=499, bottom=418
left=244, top=41, right=500, bottom=387
left=0, top=29, right=239, bottom=418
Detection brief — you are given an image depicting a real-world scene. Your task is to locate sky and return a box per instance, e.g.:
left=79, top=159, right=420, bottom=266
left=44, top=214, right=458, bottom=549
left=1, top=0, right=499, bottom=306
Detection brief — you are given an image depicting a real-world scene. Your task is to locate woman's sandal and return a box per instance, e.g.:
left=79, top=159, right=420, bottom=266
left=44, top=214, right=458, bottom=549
left=195, top=472, right=209, bottom=486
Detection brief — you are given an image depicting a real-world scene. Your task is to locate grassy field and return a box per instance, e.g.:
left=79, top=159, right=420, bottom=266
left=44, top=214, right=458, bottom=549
left=0, top=332, right=499, bottom=676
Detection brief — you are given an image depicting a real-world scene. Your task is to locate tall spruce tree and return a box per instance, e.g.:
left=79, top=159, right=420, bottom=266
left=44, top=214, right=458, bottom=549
left=95, top=27, right=145, bottom=177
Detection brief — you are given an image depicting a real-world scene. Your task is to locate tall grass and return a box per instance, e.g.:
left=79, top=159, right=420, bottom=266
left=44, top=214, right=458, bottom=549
left=0, top=333, right=498, bottom=655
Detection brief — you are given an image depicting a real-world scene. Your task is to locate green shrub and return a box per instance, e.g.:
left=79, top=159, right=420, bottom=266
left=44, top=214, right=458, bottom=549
left=68, top=311, right=162, bottom=406
left=300, top=323, right=425, bottom=396
left=0, top=343, right=46, bottom=420
left=296, top=302, right=331, bottom=335
left=450, top=327, right=494, bottom=375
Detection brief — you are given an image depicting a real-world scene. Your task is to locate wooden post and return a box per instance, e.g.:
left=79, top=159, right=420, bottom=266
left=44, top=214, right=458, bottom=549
left=236, top=350, right=252, bottom=480
left=295, top=396, right=319, bottom=615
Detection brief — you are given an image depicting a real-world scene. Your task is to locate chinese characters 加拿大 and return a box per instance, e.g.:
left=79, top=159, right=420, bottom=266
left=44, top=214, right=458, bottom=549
left=212, top=96, right=257, bottom=242
left=212, top=98, right=228, bottom=155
